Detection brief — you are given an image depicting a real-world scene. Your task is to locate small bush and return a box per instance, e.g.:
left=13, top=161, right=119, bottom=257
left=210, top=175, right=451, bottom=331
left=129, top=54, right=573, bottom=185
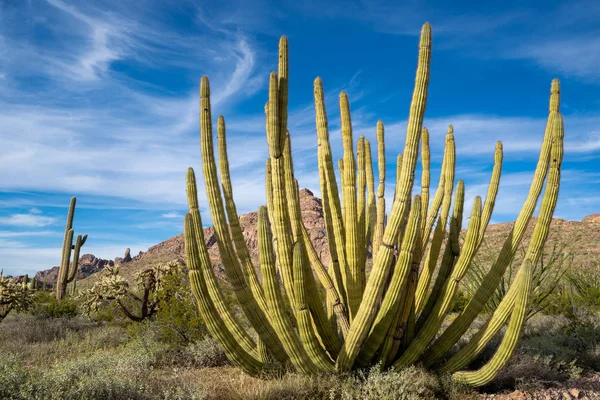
left=186, top=336, right=229, bottom=368
left=28, top=291, right=78, bottom=319
left=335, top=365, right=442, bottom=400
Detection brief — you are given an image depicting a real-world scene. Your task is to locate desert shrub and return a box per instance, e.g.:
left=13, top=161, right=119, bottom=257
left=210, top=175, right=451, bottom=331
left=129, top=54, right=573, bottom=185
left=335, top=365, right=442, bottom=400
left=545, top=267, right=600, bottom=321
left=28, top=290, right=78, bottom=319
left=0, top=356, right=31, bottom=399
left=144, top=268, right=207, bottom=345
left=464, top=244, right=570, bottom=319
left=185, top=336, right=229, bottom=367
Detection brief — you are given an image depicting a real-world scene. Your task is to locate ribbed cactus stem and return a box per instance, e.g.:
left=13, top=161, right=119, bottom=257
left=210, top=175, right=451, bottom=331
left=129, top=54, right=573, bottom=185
left=200, top=77, right=287, bottom=363
left=365, top=139, right=377, bottom=245
left=184, top=213, right=268, bottom=376
left=373, top=120, right=386, bottom=261
left=416, top=179, right=464, bottom=328
left=258, top=207, right=320, bottom=374
left=452, top=259, right=532, bottom=387
left=217, top=115, right=266, bottom=310
left=422, top=79, right=559, bottom=365
left=356, top=196, right=421, bottom=366
left=393, top=195, right=481, bottom=369
left=439, top=110, right=564, bottom=374
left=314, top=77, right=348, bottom=307
left=420, top=127, right=431, bottom=238
left=336, top=23, right=431, bottom=372
left=340, top=91, right=363, bottom=319
left=414, top=129, right=455, bottom=313
left=186, top=168, right=263, bottom=356
left=293, top=242, right=335, bottom=370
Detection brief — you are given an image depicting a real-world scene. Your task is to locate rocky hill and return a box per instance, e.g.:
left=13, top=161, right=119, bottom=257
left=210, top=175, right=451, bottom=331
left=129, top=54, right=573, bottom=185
left=34, top=188, right=600, bottom=286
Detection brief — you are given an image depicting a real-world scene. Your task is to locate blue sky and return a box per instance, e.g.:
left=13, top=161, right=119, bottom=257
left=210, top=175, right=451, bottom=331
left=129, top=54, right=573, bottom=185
left=1, top=0, right=599, bottom=275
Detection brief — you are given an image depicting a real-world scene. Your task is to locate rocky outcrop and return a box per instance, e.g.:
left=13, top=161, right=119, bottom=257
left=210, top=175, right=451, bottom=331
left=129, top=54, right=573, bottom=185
left=583, top=214, right=600, bottom=224
left=35, top=254, right=114, bottom=287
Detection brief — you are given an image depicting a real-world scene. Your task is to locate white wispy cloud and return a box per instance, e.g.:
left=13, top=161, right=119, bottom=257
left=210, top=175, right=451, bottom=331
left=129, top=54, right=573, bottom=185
left=0, top=214, right=57, bottom=227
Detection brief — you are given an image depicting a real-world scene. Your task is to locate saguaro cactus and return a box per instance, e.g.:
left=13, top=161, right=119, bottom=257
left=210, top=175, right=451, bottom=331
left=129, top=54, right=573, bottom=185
left=56, top=197, right=87, bottom=301
left=184, top=23, right=564, bottom=387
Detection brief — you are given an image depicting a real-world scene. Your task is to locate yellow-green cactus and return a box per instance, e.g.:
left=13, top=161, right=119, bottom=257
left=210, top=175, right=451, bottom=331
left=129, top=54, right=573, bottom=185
left=184, top=23, right=564, bottom=387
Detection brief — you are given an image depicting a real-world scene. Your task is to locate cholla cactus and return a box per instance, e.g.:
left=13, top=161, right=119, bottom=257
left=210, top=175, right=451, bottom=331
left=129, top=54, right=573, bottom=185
left=0, top=274, right=34, bottom=322
left=184, top=23, right=564, bottom=386
left=80, top=261, right=181, bottom=322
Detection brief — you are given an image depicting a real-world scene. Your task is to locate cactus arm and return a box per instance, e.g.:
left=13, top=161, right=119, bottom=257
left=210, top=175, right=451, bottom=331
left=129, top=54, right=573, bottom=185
left=200, top=76, right=288, bottom=363
left=340, top=91, right=362, bottom=319
left=393, top=196, right=481, bottom=369
left=422, top=80, right=560, bottom=366
left=258, top=207, right=320, bottom=374
left=373, top=120, right=386, bottom=261
left=66, top=234, right=83, bottom=283
left=439, top=111, right=564, bottom=374
left=186, top=168, right=262, bottom=356
left=420, top=127, right=431, bottom=239
left=365, top=139, right=377, bottom=246
left=217, top=115, right=269, bottom=311
left=336, top=23, right=431, bottom=372
left=356, top=196, right=421, bottom=366
left=477, top=142, right=503, bottom=247
left=293, top=242, right=335, bottom=370
left=314, top=78, right=348, bottom=308
left=416, top=179, right=464, bottom=328
left=452, top=259, right=532, bottom=387
left=414, top=129, right=455, bottom=313
left=184, top=213, right=267, bottom=376
left=356, top=136, right=367, bottom=291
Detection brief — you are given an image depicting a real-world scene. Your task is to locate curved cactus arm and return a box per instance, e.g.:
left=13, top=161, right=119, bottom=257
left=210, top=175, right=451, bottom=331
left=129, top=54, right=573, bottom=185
left=420, top=146, right=446, bottom=252
left=438, top=111, right=564, bottom=374
left=217, top=116, right=270, bottom=313
left=414, top=129, right=455, bottom=313
left=420, top=127, right=431, bottom=239
left=365, top=139, right=377, bottom=246
left=293, top=242, right=335, bottom=370
left=422, top=79, right=560, bottom=366
left=373, top=120, right=386, bottom=262
left=314, top=77, right=348, bottom=307
left=336, top=23, right=431, bottom=372
left=452, top=259, right=532, bottom=387
left=258, top=207, right=320, bottom=375
left=356, top=136, right=367, bottom=287
left=393, top=196, right=482, bottom=369
left=355, top=196, right=421, bottom=366
left=186, top=169, right=262, bottom=356
left=340, top=92, right=362, bottom=319
left=393, top=153, right=403, bottom=206
left=476, top=142, right=503, bottom=247
left=416, top=179, right=464, bottom=329
left=200, top=81, right=289, bottom=362
left=66, top=234, right=84, bottom=283
left=292, top=180, right=345, bottom=354
left=184, top=213, right=268, bottom=376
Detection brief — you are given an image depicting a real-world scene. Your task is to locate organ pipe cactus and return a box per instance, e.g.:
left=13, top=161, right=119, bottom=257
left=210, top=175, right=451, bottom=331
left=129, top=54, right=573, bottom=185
left=184, top=23, right=565, bottom=386
left=56, top=197, right=87, bottom=301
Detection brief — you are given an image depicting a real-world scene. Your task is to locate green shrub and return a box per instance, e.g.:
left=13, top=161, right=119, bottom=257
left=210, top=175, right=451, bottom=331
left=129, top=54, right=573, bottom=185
left=186, top=336, right=229, bottom=367
left=29, top=291, right=78, bottom=319
left=335, top=365, right=442, bottom=400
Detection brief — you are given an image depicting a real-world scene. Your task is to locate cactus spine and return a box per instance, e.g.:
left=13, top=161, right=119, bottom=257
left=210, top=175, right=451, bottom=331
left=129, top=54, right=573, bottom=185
left=56, top=197, right=87, bottom=301
left=184, top=24, right=564, bottom=386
